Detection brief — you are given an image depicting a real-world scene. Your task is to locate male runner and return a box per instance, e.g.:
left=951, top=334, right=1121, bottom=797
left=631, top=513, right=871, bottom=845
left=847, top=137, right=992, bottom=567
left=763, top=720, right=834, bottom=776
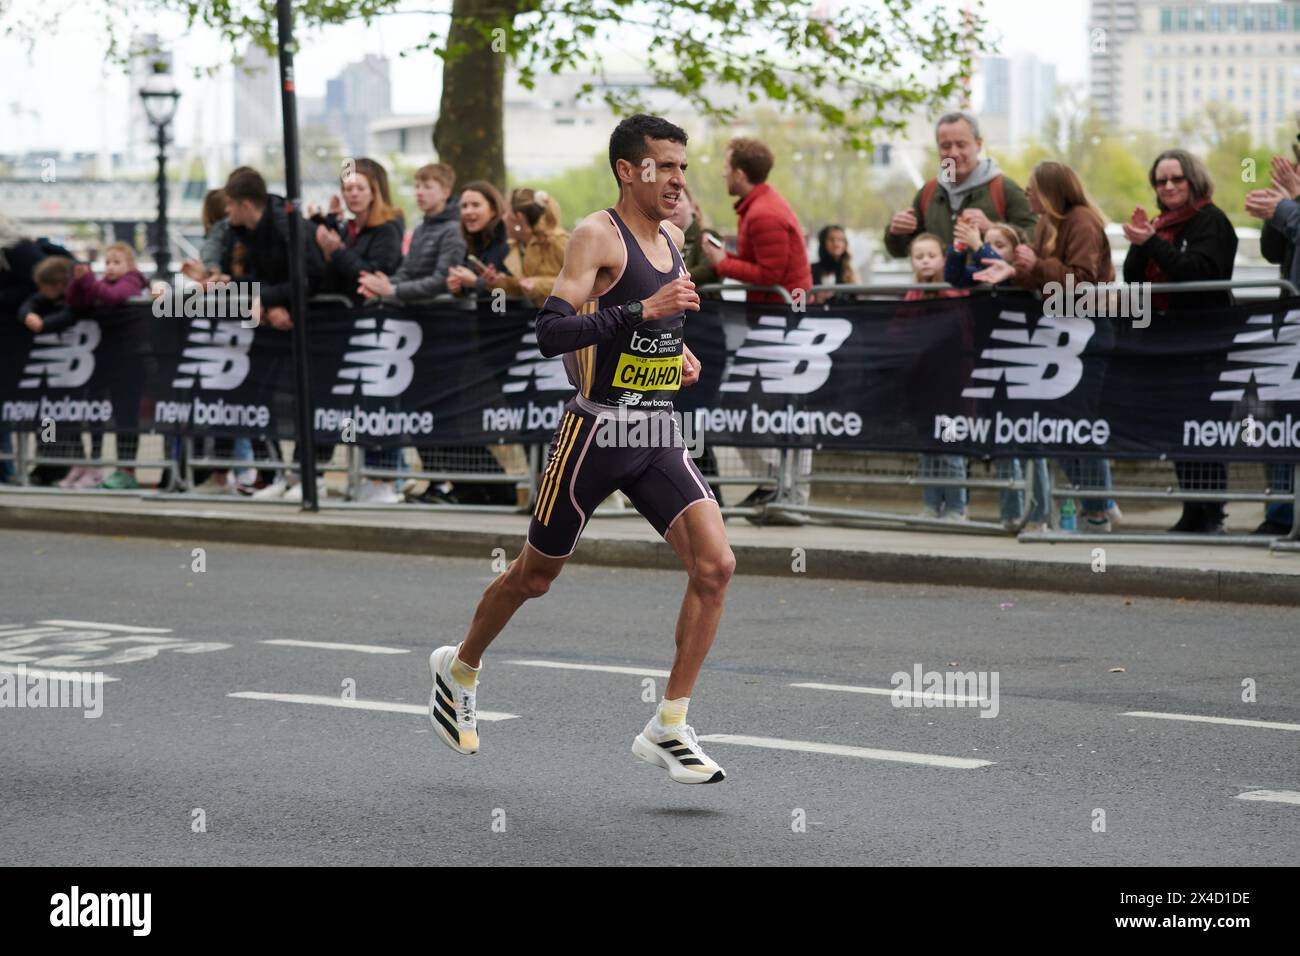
left=427, top=114, right=736, bottom=784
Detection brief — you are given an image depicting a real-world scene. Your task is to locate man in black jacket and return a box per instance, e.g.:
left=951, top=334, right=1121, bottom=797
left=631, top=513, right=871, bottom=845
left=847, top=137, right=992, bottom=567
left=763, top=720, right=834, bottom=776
left=221, top=167, right=324, bottom=329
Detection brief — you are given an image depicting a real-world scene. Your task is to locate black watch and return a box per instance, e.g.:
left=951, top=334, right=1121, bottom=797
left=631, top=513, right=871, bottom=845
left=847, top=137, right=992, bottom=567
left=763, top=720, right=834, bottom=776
left=625, top=299, right=643, bottom=319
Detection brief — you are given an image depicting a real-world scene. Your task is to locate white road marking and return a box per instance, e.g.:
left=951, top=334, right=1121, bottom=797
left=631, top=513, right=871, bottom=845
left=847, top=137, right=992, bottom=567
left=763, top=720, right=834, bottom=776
left=1235, top=790, right=1300, bottom=806
left=1122, top=711, right=1300, bottom=732
left=698, top=733, right=994, bottom=769
left=0, top=665, right=119, bottom=683
left=227, top=691, right=518, bottom=721
left=38, top=620, right=172, bottom=634
left=791, top=681, right=988, bottom=703
left=506, top=659, right=671, bottom=678
left=260, top=639, right=409, bottom=655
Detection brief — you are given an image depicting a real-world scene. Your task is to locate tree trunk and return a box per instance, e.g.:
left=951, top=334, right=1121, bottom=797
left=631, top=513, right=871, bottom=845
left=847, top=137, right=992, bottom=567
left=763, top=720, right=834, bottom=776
left=433, top=0, right=520, bottom=187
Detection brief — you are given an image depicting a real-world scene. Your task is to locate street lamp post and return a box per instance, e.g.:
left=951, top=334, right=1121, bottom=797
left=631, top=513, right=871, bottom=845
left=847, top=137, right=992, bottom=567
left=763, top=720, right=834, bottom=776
left=139, top=62, right=180, bottom=280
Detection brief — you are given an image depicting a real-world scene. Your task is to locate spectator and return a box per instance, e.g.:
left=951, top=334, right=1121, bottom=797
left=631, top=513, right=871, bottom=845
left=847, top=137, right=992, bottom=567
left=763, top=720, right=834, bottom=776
left=358, top=162, right=465, bottom=302
left=884, top=111, right=1037, bottom=258
left=701, top=136, right=813, bottom=303
left=62, top=243, right=150, bottom=490
left=811, top=225, right=859, bottom=303
left=19, top=255, right=74, bottom=335
left=671, top=183, right=722, bottom=292
left=667, top=184, right=724, bottom=503
left=180, top=188, right=232, bottom=281
left=315, top=157, right=404, bottom=303
left=4, top=216, right=76, bottom=485
left=1246, top=154, right=1300, bottom=535
left=904, top=233, right=970, bottom=520
left=446, top=180, right=511, bottom=297
left=482, top=188, right=569, bottom=307
left=701, top=136, right=814, bottom=521
left=975, top=160, right=1119, bottom=532
left=219, top=167, right=325, bottom=504
left=220, top=166, right=324, bottom=331
left=945, top=221, right=1021, bottom=288
left=1125, top=148, right=1238, bottom=534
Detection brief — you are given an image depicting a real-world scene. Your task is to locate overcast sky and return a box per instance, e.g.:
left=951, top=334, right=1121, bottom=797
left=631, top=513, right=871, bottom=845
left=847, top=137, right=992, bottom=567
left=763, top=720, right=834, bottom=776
left=0, top=0, right=1089, bottom=155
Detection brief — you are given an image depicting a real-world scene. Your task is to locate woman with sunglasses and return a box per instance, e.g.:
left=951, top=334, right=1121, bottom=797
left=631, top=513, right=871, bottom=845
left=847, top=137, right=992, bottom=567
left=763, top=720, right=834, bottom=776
left=1123, top=149, right=1238, bottom=534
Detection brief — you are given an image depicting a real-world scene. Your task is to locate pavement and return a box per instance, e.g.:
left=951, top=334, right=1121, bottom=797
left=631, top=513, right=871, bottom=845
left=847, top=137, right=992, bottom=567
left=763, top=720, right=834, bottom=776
left=1, top=487, right=1299, bottom=606
left=1, top=528, right=1297, bottom=866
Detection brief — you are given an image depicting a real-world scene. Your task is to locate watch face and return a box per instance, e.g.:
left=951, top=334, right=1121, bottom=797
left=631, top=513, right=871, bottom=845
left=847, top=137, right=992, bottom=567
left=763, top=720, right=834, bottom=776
left=627, top=300, right=642, bottom=315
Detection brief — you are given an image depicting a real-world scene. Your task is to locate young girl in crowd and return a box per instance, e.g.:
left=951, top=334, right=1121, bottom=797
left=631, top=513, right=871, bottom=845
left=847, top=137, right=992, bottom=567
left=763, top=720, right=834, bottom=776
left=811, top=225, right=858, bottom=303
left=903, top=233, right=970, bottom=519
left=64, top=243, right=149, bottom=489
left=65, top=243, right=148, bottom=307
left=446, top=180, right=511, bottom=296
left=944, top=219, right=1022, bottom=287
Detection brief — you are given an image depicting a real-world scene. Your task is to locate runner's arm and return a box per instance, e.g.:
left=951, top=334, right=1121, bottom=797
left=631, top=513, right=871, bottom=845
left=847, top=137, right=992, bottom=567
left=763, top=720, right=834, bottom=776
left=535, top=218, right=639, bottom=357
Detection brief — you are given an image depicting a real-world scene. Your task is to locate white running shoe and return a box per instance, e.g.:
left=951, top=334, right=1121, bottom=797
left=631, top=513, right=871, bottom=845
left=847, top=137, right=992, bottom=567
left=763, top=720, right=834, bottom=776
left=251, top=479, right=287, bottom=500
left=632, top=717, right=727, bottom=784
left=428, top=645, right=479, bottom=755
left=352, top=478, right=401, bottom=504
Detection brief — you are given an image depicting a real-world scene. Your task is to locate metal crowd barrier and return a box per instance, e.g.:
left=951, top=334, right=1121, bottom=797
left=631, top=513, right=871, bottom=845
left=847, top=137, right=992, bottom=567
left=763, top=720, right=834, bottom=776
left=754, top=278, right=1300, bottom=549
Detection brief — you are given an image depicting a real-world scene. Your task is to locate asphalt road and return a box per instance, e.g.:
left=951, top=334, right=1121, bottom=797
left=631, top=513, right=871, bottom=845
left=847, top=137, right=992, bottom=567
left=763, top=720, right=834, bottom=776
left=1, top=528, right=1297, bottom=866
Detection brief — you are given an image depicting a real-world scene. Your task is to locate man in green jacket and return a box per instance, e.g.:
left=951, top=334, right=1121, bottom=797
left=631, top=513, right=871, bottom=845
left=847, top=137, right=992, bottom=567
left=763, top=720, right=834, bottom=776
left=883, top=111, right=1037, bottom=257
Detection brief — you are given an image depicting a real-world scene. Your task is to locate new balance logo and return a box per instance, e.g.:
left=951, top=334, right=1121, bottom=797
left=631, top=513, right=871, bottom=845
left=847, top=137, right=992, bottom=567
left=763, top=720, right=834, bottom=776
left=962, top=311, right=1094, bottom=400
left=19, top=321, right=100, bottom=389
left=172, top=319, right=253, bottom=389
left=719, top=316, right=852, bottom=394
left=503, top=330, right=570, bottom=393
left=332, top=318, right=421, bottom=397
left=1210, top=310, right=1300, bottom=402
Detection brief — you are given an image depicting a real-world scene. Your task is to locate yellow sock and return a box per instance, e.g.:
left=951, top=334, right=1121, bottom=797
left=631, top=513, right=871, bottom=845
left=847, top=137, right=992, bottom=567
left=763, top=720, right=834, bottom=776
left=657, top=696, right=689, bottom=727
left=450, top=646, right=480, bottom=687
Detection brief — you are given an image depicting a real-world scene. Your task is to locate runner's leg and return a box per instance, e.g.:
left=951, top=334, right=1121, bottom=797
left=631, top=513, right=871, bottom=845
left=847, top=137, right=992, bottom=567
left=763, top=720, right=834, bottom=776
left=662, top=498, right=734, bottom=698
left=458, top=544, right=566, bottom=666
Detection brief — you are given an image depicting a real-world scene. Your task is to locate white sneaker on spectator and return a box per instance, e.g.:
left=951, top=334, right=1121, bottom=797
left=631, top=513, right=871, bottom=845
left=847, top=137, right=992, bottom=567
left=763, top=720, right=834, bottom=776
left=192, top=472, right=232, bottom=495
left=251, top=479, right=288, bottom=500
left=353, top=479, right=401, bottom=504
left=918, top=505, right=941, bottom=520
left=1105, top=504, right=1123, bottom=526
left=72, top=467, right=108, bottom=489
left=282, top=482, right=303, bottom=503
left=58, top=466, right=88, bottom=489
left=232, top=467, right=257, bottom=486
left=941, top=510, right=969, bottom=522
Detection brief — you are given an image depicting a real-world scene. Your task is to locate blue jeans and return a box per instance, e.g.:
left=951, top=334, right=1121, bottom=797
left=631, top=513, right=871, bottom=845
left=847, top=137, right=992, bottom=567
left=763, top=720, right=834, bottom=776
left=364, top=447, right=402, bottom=472
left=920, top=454, right=967, bottom=514
left=1265, top=462, right=1296, bottom=529
left=998, top=458, right=1051, bottom=523
left=1059, top=457, right=1114, bottom=514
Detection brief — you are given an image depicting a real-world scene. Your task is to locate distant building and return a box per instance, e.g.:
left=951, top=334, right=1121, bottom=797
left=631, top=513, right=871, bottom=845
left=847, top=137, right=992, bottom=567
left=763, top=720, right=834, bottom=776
left=978, top=53, right=1056, bottom=148
left=1089, top=0, right=1141, bottom=126
left=1118, top=1, right=1300, bottom=145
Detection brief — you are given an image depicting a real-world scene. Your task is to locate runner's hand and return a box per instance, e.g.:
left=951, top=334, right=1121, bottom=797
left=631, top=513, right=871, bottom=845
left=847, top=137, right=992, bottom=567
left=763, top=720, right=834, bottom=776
left=641, top=277, right=700, bottom=320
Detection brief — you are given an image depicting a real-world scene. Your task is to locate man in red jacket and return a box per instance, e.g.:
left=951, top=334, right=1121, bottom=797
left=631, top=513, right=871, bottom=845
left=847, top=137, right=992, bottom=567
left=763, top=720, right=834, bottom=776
left=702, top=138, right=813, bottom=303
left=703, top=137, right=813, bottom=520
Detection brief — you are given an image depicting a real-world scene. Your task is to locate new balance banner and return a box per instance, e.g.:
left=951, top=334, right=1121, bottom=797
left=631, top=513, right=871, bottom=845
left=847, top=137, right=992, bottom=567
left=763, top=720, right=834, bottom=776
left=2, top=294, right=1298, bottom=460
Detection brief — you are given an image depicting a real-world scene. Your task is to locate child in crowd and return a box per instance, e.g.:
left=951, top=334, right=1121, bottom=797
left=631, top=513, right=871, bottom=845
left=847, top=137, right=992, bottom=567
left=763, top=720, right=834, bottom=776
left=63, top=243, right=148, bottom=489
left=358, top=163, right=466, bottom=302
left=944, top=218, right=1022, bottom=288
left=66, top=242, right=148, bottom=307
left=903, top=233, right=969, bottom=301
left=20, top=255, right=74, bottom=334
left=905, top=233, right=969, bottom=519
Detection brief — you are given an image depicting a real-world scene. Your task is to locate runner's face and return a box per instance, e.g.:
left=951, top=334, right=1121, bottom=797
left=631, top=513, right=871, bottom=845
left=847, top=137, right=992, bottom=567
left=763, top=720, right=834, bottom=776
left=629, top=138, right=687, bottom=221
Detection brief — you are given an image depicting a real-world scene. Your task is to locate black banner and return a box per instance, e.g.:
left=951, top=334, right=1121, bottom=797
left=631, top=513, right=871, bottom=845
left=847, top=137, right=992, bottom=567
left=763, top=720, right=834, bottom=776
left=3, top=293, right=1299, bottom=460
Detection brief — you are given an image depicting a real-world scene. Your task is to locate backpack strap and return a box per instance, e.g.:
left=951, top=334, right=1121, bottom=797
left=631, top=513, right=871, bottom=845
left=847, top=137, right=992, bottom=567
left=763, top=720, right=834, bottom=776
left=920, top=178, right=939, bottom=219
left=989, top=175, right=1006, bottom=221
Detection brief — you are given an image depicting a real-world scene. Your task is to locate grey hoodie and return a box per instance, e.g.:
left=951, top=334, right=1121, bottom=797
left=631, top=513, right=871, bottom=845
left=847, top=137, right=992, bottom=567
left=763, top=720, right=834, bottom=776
left=391, top=198, right=467, bottom=301
left=940, top=156, right=1003, bottom=208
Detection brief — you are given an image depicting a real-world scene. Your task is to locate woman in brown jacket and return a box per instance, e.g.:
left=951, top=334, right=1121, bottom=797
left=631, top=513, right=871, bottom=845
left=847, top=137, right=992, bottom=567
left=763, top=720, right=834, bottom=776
left=974, top=160, right=1120, bottom=532
left=482, top=188, right=569, bottom=307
